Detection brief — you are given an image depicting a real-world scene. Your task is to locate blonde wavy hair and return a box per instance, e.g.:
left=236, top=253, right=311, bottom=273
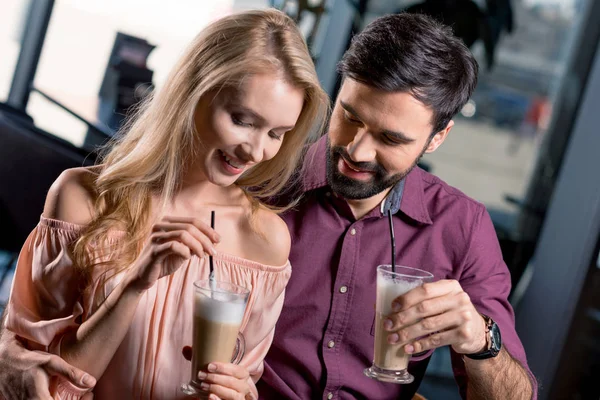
left=73, top=8, right=329, bottom=280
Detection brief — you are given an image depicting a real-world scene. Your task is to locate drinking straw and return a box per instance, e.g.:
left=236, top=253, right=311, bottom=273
left=387, top=209, right=396, bottom=273
left=209, top=210, right=215, bottom=280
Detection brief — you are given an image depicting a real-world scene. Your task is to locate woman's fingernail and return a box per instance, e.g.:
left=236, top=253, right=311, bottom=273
left=405, top=344, right=415, bottom=354
left=214, top=234, right=221, bottom=243
left=210, top=247, right=217, bottom=256
left=383, top=319, right=393, bottom=330
left=388, top=333, right=399, bottom=344
left=200, top=382, right=210, bottom=390
left=197, top=371, right=207, bottom=380
left=392, top=302, right=401, bottom=312
left=81, top=373, right=96, bottom=387
left=207, top=363, right=217, bottom=372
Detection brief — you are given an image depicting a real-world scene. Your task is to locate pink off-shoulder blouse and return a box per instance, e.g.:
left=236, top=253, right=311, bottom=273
left=5, top=217, right=291, bottom=399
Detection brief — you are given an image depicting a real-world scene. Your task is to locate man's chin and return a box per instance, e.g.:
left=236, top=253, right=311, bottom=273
left=329, top=175, right=384, bottom=200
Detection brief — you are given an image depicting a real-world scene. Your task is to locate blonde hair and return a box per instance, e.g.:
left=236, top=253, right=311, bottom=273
left=73, top=9, right=329, bottom=279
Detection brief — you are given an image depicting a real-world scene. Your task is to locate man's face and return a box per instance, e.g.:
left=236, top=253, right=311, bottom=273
left=327, top=78, right=450, bottom=200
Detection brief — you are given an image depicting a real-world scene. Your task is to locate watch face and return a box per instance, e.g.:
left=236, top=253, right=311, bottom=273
left=490, top=323, right=502, bottom=352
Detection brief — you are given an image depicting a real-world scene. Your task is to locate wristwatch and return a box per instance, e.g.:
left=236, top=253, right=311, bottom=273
left=464, top=314, right=501, bottom=360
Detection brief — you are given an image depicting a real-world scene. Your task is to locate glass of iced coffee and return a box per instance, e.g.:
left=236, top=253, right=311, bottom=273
left=181, top=280, right=249, bottom=397
left=364, top=265, right=433, bottom=384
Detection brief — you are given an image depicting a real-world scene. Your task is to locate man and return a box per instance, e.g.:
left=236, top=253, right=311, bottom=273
left=256, top=13, right=536, bottom=400
left=0, top=13, right=535, bottom=400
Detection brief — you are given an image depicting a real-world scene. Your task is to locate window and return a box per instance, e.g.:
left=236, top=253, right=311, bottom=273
left=0, top=0, right=28, bottom=102
left=25, top=0, right=236, bottom=146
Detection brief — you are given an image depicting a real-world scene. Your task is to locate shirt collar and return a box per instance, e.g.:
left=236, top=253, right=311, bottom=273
left=302, top=135, right=432, bottom=225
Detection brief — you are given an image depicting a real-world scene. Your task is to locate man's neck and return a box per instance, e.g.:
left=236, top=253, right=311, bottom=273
left=345, top=189, right=391, bottom=220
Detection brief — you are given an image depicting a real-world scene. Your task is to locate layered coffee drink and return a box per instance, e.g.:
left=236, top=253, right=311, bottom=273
left=373, top=277, right=420, bottom=370
left=191, top=291, right=246, bottom=377
left=364, top=265, right=433, bottom=384
left=182, top=280, right=249, bottom=397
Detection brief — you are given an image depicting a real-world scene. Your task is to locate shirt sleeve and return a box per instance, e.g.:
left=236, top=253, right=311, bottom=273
left=5, top=220, right=92, bottom=399
left=451, top=205, right=538, bottom=399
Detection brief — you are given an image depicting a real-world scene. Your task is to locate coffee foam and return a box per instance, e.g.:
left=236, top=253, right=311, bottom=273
left=376, top=275, right=422, bottom=315
left=194, top=292, right=246, bottom=324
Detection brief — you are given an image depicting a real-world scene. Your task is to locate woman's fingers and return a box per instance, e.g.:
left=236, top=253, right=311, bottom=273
left=152, top=221, right=218, bottom=256
left=151, top=230, right=210, bottom=257
left=162, top=216, right=221, bottom=242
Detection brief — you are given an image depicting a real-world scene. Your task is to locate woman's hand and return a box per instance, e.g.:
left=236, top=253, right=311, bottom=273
left=126, top=216, right=220, bottom=292
left=196, top=362, right=255, bottom=400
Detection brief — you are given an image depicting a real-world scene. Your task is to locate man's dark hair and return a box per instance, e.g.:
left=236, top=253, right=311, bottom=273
left=337, top=13, right=479, bottom=134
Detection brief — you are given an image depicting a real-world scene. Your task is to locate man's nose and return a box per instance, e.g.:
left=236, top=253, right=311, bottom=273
left=346, top=129, right=376, bottom=163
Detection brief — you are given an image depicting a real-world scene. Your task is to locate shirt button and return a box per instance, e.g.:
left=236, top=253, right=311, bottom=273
left=339, top=286, right=348, bottom=294
left=350, top=228, right=356, bottom=235
left=326, top=191, right=331, bottom=197
left=327, top=340, right=335, bottom=348
left=327, top=393, right=333, bottom=399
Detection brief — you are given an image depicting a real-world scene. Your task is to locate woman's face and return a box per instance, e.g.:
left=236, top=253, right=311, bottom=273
left=193, top=73, right=305, bottom=187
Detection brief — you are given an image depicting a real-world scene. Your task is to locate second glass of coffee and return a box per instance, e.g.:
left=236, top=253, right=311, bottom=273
left=364, top=265, right=434, bottom=384
left=181, top=280, right=249, bottom=397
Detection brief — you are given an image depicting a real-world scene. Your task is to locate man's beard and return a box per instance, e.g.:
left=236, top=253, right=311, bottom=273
left=326, top=141, right=427, bottom=200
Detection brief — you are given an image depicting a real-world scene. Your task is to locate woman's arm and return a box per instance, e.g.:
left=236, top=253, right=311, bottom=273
left=43, top=170, right=220, bottom=380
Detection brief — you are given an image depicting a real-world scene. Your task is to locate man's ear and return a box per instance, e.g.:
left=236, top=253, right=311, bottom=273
left=425, top=120, right=454, bottom=153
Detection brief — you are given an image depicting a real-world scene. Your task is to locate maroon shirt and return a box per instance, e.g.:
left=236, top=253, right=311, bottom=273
left=258, top=137, right=536, bottom=399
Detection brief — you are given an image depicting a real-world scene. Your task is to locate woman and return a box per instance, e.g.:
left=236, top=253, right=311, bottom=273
left=5, top=9, right=328, bottom=399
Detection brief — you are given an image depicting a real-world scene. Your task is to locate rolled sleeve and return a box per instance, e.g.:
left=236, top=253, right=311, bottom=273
left=453, top=205, right=538, bottom=399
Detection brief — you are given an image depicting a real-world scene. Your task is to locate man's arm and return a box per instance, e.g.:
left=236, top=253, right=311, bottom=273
left=384, top=206, right=536, bottom=399
left=0, top=309, right=96, bottom=400
left=385, top=280, right=533, bottom=399
left=464, top=348, right=533, bottom=400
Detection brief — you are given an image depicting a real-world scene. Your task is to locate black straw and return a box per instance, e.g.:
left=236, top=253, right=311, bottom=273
left=209, top=210, right=215, bottom=276
left=387, top=209, right=396, bottom=273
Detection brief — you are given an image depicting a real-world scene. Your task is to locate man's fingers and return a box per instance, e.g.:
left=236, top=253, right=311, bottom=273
left=44, top=354, right=96, bottom=388
left=392, top=280, right=463, bottom=311
left=386, top=291, right=468, bottom=331
left=82, top=393, right=95, bottom=400
left=32, top=369, right=53, bottom=400
left=405, top=329, right=455, bottom=354
left=182, top=346, right=192, bottom=361
left=388, top=311, right=463, bottom=345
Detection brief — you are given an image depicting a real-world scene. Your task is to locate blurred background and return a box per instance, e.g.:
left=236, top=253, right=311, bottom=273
left=0, top=0, right=598, bottom=399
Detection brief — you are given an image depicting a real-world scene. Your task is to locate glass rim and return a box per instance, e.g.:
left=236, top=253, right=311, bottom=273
left=377, top=264, right=434, bottom=279
left=193, top=279, right=250, bottom=296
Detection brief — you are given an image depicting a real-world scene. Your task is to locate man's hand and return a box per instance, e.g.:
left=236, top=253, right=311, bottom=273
left=0, top=333, right=96, bottom=400
left=384, top=279, right=488, bottom=355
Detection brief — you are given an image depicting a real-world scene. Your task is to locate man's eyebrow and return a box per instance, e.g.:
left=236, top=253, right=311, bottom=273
left=340, top=100, right=416, bottom=143
left=381, top=129, right=416, bottom=143
left=340, top=101, right=362, bottom=120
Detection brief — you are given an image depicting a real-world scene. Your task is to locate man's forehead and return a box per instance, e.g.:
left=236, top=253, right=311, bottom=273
left=338, top=81, right=434, bottom=131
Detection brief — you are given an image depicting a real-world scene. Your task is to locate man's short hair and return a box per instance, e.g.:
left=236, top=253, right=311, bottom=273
left=337, top=13, right=479, bottom=134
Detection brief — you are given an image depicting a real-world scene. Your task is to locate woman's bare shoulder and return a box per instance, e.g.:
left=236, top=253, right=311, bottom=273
left=256, top=209, right=292, bottom=265
left=240, top=207, right=291, bottom=267
left=43, top=167, right=99, bottom=225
